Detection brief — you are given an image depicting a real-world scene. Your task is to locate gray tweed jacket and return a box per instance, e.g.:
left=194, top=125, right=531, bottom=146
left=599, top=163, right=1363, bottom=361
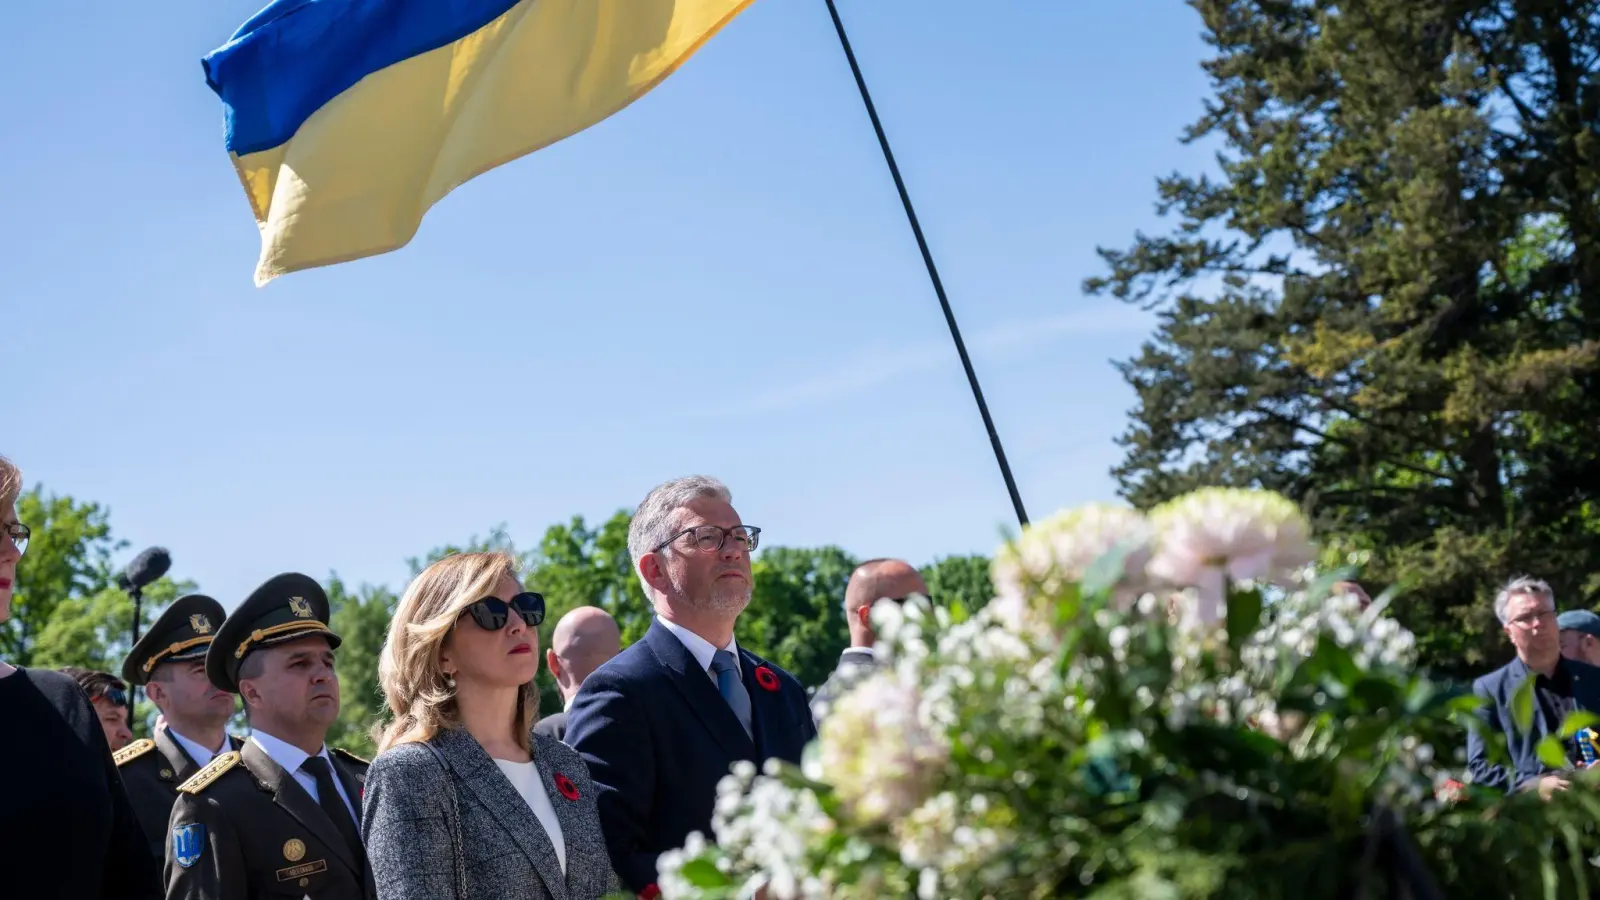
left=361, top=726, right=618, bottom=900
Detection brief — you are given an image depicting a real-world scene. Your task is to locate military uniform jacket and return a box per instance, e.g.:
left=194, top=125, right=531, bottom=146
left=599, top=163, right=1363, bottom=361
left=117, top=726, right=245, bottom=862
left=165, top=740, right=376, bottom=900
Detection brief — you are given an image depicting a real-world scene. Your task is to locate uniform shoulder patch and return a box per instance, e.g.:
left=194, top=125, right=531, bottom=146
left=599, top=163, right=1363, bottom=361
left=177, top=750, right=240, bottom=794
left=114, top=738, right=156, bottom=767
left=332, top=747, right=368, bottom=766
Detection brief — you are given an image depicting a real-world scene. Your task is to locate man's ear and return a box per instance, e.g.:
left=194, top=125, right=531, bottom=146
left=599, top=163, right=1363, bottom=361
left=638, top=552, right=669, bottom=596
left=856, top=604, right=873, bottom=631
left=546, top=649, right=562, bottom=681
left=144, top=680, right=166, bottom=707
left=237, top=679, right=260, bottom=714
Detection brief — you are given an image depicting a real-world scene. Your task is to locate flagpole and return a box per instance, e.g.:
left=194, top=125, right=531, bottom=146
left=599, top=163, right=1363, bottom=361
left=820, top=0, right=1030, bottom=527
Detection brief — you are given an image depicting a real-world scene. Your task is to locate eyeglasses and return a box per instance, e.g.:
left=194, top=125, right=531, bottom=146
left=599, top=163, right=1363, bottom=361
left=3, top=522, right=28, bottom=556
left=652, top=525, right=761, bottom=554
left=462, top=592, right=546, bottom=631
left=1509, top=609, right=1557, bottom=629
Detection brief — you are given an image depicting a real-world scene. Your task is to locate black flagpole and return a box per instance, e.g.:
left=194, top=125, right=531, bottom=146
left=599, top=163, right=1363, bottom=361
left=820, top=0, right=1029, bottom=527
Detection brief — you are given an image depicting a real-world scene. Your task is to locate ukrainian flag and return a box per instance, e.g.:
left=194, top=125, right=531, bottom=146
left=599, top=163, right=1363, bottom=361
left=203, top=0, right=755, bottom=286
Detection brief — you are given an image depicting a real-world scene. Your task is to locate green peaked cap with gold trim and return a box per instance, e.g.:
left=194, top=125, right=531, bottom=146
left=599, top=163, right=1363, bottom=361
left=123, top=594, right=227, bottom=686
left=206, top=573, right=342, bottom=693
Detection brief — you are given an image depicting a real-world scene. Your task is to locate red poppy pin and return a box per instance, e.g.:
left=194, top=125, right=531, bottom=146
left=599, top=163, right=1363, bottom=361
left=554, top=773, right=579, bottom=801
left=754, top=665, right=781, bottom=692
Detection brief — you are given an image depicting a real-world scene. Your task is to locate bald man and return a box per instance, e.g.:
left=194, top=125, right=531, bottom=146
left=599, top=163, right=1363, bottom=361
left=535, top=606, right=622, bottom=742
left=811, top=558, right=927, bottom=718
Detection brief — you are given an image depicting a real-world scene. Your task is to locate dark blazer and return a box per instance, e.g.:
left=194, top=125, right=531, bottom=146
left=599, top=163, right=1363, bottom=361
left=117, top=726, right=245, bottom=861
left=1466, top=656, right=1600, bottom=792
left=361, top=726, right=616, bottom=900
left=533, top=710, right=568, bottom=743
left=565, top=620, right=819, bottom=893
left=810, top=646, right=880, bottom=719
left=165, top=740, right=376, bottom=900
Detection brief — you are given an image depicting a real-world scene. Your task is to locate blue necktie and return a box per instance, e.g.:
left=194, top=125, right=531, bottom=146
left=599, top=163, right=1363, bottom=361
left=710, top=650, right=753, bottom=740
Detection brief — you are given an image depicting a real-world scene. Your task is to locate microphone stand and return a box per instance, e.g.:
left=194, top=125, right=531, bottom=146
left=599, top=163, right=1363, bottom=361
left=127, top=585, right=142, bottom=722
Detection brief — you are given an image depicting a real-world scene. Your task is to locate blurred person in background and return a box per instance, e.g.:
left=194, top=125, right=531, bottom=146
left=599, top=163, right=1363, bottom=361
left=535, top=606, right=621, bottom=742
left=0, top=453, right=161, bottom=899
left=1558, top=609, right=1600, bottom=667
left=61, top=666, right=135, bottom=752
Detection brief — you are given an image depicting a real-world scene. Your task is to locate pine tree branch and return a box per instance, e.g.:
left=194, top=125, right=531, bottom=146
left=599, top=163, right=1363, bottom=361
left=1252, top=406, right=1459, bottom=485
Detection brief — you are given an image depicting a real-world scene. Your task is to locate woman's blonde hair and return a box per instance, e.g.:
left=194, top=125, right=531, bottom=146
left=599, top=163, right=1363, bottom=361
left=0, top=454, right=20, bottom=509
left=374, top=551, right=539, bottom=755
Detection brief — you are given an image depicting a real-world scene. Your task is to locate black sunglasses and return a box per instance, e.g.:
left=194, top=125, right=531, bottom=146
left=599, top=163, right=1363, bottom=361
left=462, top=592, right=546, bottom=631
left=100, top=687, right=129, bottom=707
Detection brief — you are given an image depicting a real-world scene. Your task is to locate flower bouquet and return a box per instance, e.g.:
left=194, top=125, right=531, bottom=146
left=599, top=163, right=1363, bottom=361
left=658, top=489, right=1600, bottom=899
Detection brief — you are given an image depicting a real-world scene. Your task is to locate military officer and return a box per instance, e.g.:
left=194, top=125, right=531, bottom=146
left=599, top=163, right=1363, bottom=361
left=116, top=593, right=243, bottom=861
left=165, top=573, right=376, bottom=900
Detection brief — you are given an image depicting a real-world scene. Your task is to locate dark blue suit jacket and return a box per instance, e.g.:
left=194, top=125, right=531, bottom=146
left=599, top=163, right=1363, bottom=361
left=1466, top=656, right=1600, bottom=792
left=564, top=620, right=818, bottom=893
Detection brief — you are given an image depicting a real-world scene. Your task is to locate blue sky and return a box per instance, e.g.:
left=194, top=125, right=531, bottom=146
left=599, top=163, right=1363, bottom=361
left=4, top=0, right=1213, bottom=610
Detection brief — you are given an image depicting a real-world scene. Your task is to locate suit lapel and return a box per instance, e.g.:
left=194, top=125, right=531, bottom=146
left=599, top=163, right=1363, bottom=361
left=740, top=648, right=788, bottom=761
left=155, top=724, right=202, bottom=782
left=241, top=741, right=361, bottom=877
left=330, top=754, right=365, bottom=826
left=531, top=739, right=584, bottom=897
left=436, top=729, right=569, bottom=900
left=644, top=621, right=756, bottom=760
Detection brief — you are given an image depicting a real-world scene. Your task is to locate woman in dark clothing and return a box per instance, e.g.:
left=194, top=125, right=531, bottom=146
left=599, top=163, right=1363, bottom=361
left=0, top=454, right=161, bottom=900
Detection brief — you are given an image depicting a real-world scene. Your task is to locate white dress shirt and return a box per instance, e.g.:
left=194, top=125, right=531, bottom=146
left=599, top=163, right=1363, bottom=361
left=250, top=731, right=360, bottom=821
left=656, top=615, right=740, bottom=683
left=493, top=759, right=567, bottom=874
left=168, top=726, right=228, bottom=770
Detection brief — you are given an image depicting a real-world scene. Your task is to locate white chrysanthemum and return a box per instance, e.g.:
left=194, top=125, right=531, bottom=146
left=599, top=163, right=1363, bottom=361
left=989, top=503, right=1154, bottom=635
left=813, top=671, right=949, bottom=825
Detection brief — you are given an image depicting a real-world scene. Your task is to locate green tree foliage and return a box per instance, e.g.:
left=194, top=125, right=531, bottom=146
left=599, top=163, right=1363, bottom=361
left=1086, top=0, right=1600, bottom=678
left=741, top=546, right=857, bottom=689
left=920, top=554, right=995, bottom=614
left=31, top=577, right=197, bottom=673
left=325, top=576, right=399, bottom=758
left=2, top=486, right=120, bottom=665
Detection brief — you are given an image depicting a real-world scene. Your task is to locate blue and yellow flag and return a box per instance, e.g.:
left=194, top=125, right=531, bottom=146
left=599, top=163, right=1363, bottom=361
left=203, top=0, right=755, bottom=285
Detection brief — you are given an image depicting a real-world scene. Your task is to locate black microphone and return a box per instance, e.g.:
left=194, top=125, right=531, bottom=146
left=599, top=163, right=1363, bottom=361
left=118, top=547, right=172, bottom=592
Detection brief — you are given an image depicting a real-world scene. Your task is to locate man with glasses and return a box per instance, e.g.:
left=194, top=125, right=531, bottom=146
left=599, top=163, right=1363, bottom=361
left=565, top=475, right=818, bottom=898
left=811, top=558, right=928, bottom=719
left=1467, top=576, right=1600, bottom=798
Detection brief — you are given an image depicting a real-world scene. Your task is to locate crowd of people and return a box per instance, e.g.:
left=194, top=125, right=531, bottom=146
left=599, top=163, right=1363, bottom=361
left=2, top=449, right=1592, bottom=900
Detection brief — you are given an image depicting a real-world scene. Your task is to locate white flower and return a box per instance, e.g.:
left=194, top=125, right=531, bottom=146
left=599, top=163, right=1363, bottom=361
left=815, top=671, right=950, bottom=825
left=990, top=503, right=1153, bottom=636
left=1147, top=488, right=1315, bottom=589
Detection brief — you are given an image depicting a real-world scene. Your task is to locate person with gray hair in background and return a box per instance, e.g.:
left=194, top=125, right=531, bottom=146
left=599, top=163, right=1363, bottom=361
left=1466, top=575, right=1600, bottom=798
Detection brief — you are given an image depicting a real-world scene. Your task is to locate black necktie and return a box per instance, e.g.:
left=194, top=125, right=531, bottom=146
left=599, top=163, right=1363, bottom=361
left=301, top=755, right=363, bottom=860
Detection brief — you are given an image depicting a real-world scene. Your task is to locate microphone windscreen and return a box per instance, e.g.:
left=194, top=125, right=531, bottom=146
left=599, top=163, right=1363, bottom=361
left=123, top=547, right=172, bottom=590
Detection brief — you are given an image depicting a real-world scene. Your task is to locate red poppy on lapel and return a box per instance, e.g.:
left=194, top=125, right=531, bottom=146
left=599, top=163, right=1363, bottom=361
left=639, top=885, right=661, bottom=900
left=554, top=773, right=579, bottom=801
left=754, top=665, right=781, bottom=692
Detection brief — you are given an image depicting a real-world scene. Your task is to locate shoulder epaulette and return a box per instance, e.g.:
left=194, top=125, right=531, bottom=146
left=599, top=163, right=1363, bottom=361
left=332, top=747, right=369, bottom=766
left=177, top=750, right=240, bottom=794
left=113, top=738, right=156, bottom=767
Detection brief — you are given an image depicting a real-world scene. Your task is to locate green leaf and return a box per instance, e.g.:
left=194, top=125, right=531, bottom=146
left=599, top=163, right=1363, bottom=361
left=679, top=858, right=731, bottom=888
left=1559, top=710, right=1600, bottom=739
left=1081, top=541, right=1139, bottom=598
left=1537, top=734, right=1570, bottom=770
left=1226, top=587, right=1263, bottom=652
left=1511, top=677, right=1536, bottom=734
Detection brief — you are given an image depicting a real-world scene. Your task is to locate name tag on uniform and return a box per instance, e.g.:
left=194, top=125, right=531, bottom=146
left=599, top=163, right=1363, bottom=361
left=276, top=859, right=328, bottom=881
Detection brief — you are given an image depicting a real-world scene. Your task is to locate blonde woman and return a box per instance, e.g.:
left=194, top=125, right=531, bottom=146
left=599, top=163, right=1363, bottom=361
left=0, top=454, right=162, bottom=898
left=361, top=551, right=616, bottom=900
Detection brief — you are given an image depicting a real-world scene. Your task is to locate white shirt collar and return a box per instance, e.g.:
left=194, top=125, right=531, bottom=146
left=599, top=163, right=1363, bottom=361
left=250, top=729, right=328, bottom=775
left=656, top=615, right=740, bottom=676
left=166, top=725, right=227, bottom=770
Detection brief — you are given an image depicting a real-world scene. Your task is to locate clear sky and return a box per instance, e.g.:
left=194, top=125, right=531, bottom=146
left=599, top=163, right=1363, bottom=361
left=4, top=0, right=1213, bottom=610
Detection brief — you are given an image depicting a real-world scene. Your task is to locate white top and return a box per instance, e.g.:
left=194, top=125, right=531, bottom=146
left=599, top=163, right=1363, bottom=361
left=168, top=726, right=227, bottom=770
left=656, top=615, right=740, bottom=684
left=494, top=759, right=567, bottom=875
left=250, top=731, right=360, bottom=822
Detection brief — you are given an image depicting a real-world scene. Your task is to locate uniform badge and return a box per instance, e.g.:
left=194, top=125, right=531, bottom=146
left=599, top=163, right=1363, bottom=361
left=172, top=823, right=206, bottom=868
left=190, top=614, right=212, bottom=634
left=284, top=838, right=306, bottom=862
left=288, top=596, right=313, bottom=618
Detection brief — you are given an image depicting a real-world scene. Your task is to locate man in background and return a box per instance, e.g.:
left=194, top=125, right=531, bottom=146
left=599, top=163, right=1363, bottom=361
left=1467, top=576, right=1600, bottom=798
left=116, top=593, right=241, bottom=860
left=62, top=666, right=134, bottom=752
left=535, top=605, right=621, bottom=742
left=1558, top=610, right=1600, bottom=667
left=811, top=558, right=927, bottom=718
